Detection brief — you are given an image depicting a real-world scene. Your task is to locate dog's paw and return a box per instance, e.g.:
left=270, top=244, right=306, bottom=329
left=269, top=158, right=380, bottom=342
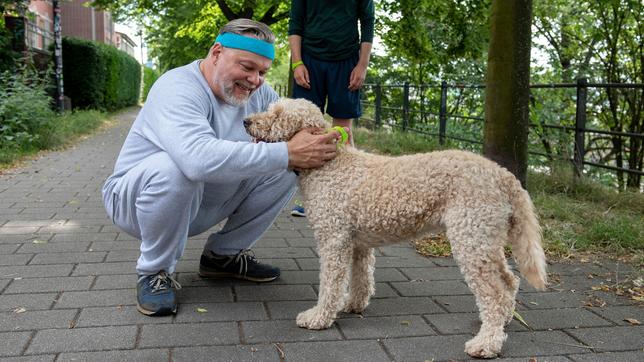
left=464, top=335, right=503, bottom=359
left=342, top=299, right=369, bottom=314
left=296, top=307, right=334, bottom=330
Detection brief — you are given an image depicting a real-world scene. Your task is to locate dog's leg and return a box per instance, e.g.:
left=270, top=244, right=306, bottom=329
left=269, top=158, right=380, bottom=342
left=447, top=216, right=515, bottom=359
left=343, top=246, right=375, bottom=313
left=297, top=237, right=352, bottom=330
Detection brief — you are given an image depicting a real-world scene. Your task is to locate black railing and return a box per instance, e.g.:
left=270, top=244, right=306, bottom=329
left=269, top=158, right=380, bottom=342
left=357, top=79, right=644, bottom=188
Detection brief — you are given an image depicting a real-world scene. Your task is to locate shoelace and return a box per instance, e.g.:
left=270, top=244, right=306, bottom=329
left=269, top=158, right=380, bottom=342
left=148, top=271, right=182, bottom=292
left=219, top=249, right=257, bottom=276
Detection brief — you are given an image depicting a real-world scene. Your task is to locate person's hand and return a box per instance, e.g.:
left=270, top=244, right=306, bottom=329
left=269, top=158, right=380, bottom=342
left=287, top=128, right=340, bottom=169
left=348, top=63, right=367, bottom=91
left=293, top=65, right=311, bottom=89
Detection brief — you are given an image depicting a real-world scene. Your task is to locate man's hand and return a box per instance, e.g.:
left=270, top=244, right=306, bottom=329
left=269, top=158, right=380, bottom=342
left=348, top=63, right=367, bottom=91
left=287, top=128, right=340, bottom=169
left=293, top=65, right=311, bottom=89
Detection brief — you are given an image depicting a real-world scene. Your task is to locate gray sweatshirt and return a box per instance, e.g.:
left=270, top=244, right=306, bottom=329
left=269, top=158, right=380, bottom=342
left=104, top=60, right=287, bottom=190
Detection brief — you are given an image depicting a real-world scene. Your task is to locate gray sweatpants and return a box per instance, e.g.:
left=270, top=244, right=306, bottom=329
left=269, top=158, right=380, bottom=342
left=102, top=152, right=297, bottom=275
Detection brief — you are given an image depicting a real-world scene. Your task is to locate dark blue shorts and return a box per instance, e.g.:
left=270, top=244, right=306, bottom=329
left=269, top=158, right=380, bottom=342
left=293, top=53, right=362, bottom=119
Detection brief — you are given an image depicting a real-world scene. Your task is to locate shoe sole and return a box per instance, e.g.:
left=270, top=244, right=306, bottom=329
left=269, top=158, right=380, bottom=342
left=198, top=269, right=278, bottom=283
left=136, top=303, right=177, bottom=316
left=290, top=211, right=306, bottom=217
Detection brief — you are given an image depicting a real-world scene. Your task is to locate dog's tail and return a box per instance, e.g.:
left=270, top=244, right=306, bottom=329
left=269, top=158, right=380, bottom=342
left=507, top=179, right=547, bottom=290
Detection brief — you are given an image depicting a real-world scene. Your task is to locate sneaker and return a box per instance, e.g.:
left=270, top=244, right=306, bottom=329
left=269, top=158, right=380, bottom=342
left=136, top=271, right=181, bottom=316
left=291, top=205, right=306, bottom=217
left=199, top=249, right=280, bottom=282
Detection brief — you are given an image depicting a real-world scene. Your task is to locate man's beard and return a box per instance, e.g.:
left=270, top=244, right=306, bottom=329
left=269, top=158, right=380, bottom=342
left=215, top=76, right=254, bottom=106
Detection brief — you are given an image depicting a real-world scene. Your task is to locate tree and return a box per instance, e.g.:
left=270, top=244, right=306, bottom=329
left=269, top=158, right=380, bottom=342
left=483, top=0, right=532, bottom=187
left=91, top=0, right=290, bottom=73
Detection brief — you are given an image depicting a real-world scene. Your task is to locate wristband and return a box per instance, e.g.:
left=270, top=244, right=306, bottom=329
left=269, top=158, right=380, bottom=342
left=291, top=60, right=304, bottom=71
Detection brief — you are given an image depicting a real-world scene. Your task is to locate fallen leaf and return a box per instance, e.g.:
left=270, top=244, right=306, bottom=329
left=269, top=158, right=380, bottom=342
left=401, top=320, right=411, bottom=326
left=32, top=239, right=47, bottom=244
left=196, top=307, right=208, bottom=313
left=624, top=318, right=641, bottom=325
left=529, top=358, right=538, bottom=362
left=13, top=307, right=26, bottom=314
left=529, top=301, right=538, bottom=305
left=513, top=310, right=530, bottom=328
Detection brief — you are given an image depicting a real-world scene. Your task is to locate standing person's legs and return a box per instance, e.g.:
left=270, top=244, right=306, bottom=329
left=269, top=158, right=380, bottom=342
left=327, top=54, right=362, bottom=146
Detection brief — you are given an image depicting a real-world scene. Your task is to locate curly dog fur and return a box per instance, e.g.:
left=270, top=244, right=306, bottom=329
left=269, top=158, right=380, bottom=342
left=245, top=98, right=547, bottom=358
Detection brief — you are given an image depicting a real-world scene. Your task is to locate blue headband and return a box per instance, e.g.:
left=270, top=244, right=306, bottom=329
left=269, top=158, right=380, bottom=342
left=214, top=32, right=275, bottom=60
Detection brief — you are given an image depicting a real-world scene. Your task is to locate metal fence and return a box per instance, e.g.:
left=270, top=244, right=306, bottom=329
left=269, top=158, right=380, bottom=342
left=356, top=79, right=644, bottom=189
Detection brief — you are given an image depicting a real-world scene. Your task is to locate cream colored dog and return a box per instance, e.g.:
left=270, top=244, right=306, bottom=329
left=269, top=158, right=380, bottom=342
left=245, top=98, right=547, bottom=358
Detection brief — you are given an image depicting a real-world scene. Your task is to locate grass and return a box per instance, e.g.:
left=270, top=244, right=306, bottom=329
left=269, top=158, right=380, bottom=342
left=352, top=127, right=644, bottom=264
left=0, top=109, right=110, bottom=170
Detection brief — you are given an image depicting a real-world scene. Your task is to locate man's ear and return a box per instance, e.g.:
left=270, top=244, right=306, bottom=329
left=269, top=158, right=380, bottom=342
left=209, top=43, right=223, bottom=63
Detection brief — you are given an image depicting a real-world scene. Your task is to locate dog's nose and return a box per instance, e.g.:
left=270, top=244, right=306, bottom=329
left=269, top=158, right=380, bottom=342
left=243, top=118, right=251, bottom=128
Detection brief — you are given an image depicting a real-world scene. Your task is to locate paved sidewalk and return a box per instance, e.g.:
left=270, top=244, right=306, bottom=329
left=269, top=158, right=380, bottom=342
left=0, top=108, right=642, bottom=361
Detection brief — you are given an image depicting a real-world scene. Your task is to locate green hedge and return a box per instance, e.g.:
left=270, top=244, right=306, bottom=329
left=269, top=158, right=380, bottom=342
left=142, top=66, right=160, bottom=102
left=62, top=37, right=140, bottom=111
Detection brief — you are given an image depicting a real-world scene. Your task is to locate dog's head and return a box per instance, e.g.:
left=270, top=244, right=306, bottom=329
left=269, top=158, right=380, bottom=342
left=244, top=98, right=330, bottom=142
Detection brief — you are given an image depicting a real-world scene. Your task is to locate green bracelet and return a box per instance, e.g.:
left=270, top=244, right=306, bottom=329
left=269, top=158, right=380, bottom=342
left=291, top=60, right=304, bottom=71
left=331, top=126, right=349, bottom=145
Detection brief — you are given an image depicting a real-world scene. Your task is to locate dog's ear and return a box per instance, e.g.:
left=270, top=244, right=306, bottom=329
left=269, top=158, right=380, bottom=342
left=270, top=101, right=285, bottom=117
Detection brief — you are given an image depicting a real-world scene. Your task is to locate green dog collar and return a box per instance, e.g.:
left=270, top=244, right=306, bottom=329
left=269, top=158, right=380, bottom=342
left=331, top=126, right=349, bottom=145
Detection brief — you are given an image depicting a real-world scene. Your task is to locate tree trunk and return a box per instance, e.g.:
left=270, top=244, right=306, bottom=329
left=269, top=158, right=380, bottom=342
left=483, top=0, right=532, bottom=188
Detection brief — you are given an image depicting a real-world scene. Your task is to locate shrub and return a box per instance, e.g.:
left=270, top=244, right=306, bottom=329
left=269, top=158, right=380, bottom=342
left=142, top=66, right=160, bottom=102
left=0, top=66, right=56, bottom=152
left=62, top=37, right=141, bottom=111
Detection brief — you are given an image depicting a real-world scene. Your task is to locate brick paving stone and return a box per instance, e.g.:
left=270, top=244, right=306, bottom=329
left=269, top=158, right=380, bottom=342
left=177, top=287, right=234, bottom=304
left=28, top=252, right=106, bottom=265
left=0, top=279, right=9, bottom=292
left=0, top=265, right=73, bottom=279
left=362, top=297, right=445, bottom=316
left=501, top=330, right=598, bottom=357
left=92, top=274, right=135, bottom=290
left=0, top=294, right=57, bottom=312
left=235, top=285, right=317, bottom=302
left=372, top=283, right=399, bottom=298
left=0, top=309, right=77, bottom=332
left=390, top=280, right=472, bottom=296
left=399, top=266, right=464, bottom=280
left=432, top=295, right=478, bottom=313
left=338, top=315, right=435, bottom=339
left=0, top=356, right=56, bottom=362
left=172, top=345, right=278, bottom=362
left=373, top=268, right=409, bottom=282
left=271, top=270, right=319, bottom=285
left=589, top=305, right=644, bottom=326
left=489, top=357, right=571, bottom=362
left=295, top=258, right=320, bottom=270
left=568, top=351, right=644, bottom=361
left=517, top=290, right=589, bottom=309
left=383, top=335, right=472, bottom=361
left=376, top=256, right=437, bottom=268
left=252, top=247, right=316, bottom=259
left=174, top=302, right=267, bottom=323
left=16, top=242, right=90, bottom=254
left=26, top=326, right=137, bottom=354
left=71, top=262, right=135, bottom=276
left=0, top=244, right=19, bottom=254
left=425, top=312, right=527, bottom=335
left=280, top=340, right=390, bottom=362
left=50, top=233, right=117, bottom=243
left=88, top=241, right=139, bottom=251
left=242, top=320, right=342, bottom=343
left=139, top=322, right=239, bottom=348
left=265, top=301, right=319, bottom=320
left=54, top=289, right=135, bottom=308
left=0, top=235, right=49, bottom=244
left=103, top=250, right=140, bottom=262
left=0, top=255, right=31, bottom=266
left=4, top=276, right=94, bottom=294
left=76, top=306, right=172, bottom=327
left=0, top=331, right=31, bottom=357
left=516, top=308, right=613, bottom=330
left=57, top=349, right=169, bottom=362
left=565, top=326, right=644, bottom=352
left=285, top=237, right=316, bottom=247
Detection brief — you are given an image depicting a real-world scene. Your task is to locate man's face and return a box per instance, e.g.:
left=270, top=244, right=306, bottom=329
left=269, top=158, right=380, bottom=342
left=209, top=45, right=272, bottom=106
